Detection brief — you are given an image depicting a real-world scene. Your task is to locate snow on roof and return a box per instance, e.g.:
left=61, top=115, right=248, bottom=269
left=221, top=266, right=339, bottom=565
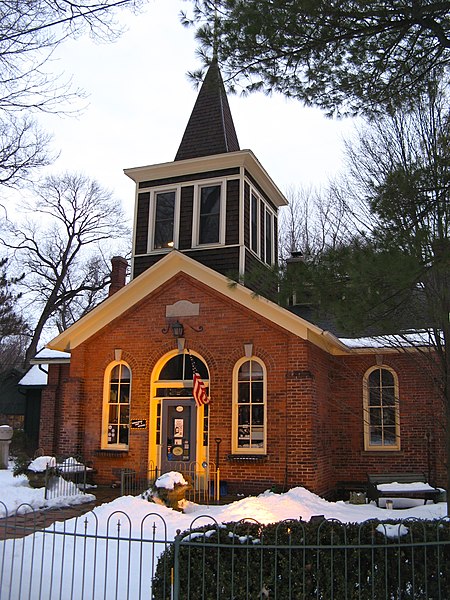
left=340, top=330, right=436, bottom=350
left=32, top=348, right=71, bottom=362
left=18, top=365, right=48, bottom=387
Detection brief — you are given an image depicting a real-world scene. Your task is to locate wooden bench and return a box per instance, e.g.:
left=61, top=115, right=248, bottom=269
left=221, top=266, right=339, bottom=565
left=367, top=473, right=441, bottom=507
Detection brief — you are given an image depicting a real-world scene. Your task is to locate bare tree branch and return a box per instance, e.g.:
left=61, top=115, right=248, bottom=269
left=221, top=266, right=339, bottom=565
left=1, top=172, right=130, bottom=364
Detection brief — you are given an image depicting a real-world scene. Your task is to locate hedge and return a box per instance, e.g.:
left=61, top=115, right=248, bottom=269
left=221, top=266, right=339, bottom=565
left=152, top=517, right=450, bottom=599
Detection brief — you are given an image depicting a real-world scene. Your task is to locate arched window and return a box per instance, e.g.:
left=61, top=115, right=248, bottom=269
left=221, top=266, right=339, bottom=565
left=363, top=366, right=400, bottom=451
left=102, top=362, right=131, bottom=449
left=233, top=358, right=266, bottom=454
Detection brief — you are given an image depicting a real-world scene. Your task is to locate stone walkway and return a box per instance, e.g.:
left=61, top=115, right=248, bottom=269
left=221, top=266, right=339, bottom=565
left=0, top=486, right=122, bottom=540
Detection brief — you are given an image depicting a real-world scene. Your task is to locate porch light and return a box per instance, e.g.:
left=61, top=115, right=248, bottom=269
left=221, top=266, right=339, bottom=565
left=171, top=320, right=184, bottom=338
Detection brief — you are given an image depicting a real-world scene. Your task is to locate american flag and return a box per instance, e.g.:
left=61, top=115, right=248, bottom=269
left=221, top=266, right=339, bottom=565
left=189, top=352, right=210, bottom=407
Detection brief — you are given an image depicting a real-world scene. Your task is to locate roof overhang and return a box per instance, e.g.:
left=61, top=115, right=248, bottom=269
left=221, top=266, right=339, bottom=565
left=47, top=251, right=347, bottom=355
left=30, top=348, right=71, bottom=365
left=124, top=149, right=288, bottom=208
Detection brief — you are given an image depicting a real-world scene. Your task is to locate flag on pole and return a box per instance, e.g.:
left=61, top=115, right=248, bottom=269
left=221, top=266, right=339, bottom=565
left=189, top=352, right=210, bottom=407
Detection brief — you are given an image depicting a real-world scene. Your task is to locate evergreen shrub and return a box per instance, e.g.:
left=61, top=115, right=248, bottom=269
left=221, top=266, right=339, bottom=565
left=152, top=518, right=450, bottom=599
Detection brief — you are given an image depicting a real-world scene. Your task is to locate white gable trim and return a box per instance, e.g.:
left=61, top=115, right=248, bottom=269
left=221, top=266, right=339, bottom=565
left=47, top=251, right=348, bottom=354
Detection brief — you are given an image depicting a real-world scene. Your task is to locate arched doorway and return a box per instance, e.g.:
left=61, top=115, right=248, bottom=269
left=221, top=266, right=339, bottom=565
left=150, top=351, right=209, bottom=474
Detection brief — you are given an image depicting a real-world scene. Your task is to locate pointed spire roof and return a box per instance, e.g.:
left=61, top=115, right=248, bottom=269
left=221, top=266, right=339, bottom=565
left=175, top=61, right=240, bottom=161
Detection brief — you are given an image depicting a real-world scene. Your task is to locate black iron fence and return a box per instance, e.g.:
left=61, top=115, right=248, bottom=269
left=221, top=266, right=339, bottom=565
left=121, top=460, right=221, bottom=504
left=0, top=504, right=449, bottom=600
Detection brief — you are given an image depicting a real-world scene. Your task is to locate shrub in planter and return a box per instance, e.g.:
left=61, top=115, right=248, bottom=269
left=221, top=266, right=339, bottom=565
left=13, top=455, right=56, bottom=488
left=142, top=471, right=190, bottom=511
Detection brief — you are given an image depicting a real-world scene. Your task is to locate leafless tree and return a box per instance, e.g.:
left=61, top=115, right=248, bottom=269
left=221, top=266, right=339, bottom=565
left=0, top=1, right=143, bottom=208
left=0, top=335, right=28, bottom=371
left=278, top=184, right=355, bottom=262
left=1, top=172, right=130, bottom=365
left=0, top=0, right=142, bottom=114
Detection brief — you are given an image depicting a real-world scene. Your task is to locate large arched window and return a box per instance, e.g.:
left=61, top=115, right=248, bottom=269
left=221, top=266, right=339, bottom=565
left=102, top=362, right=131, bottom=449
left=233, top=358, right=266, bottom=454
left=363, top=366, right=400, bottom=451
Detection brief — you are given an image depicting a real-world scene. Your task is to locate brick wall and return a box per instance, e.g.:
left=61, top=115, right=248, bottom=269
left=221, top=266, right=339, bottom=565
left=40, top=273, right=446, bottom=494
left=328, top=353, right=446, bottom=489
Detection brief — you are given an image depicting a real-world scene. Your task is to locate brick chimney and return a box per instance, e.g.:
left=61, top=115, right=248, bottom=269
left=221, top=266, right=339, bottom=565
left=109, top=256, right=128, bottom=296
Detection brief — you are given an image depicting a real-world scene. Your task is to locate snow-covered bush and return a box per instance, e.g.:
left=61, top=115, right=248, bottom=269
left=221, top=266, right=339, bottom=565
left=13, top=455, right=57, bottom=488
left=142, top=471, right=190, bottom=511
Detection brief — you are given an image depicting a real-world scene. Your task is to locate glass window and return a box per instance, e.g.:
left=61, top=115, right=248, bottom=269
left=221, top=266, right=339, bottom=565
left=251, top=192, right=259, bottom=254
left=104, top=363, right=131, bottom=448
left=203, top=403, right=209, bottom=447
left=199, top=184, right=221, bottom=244
left=364, top=367, right=399, bottom=450
left=234, top=359, right=266, bottom=453
left=265, top=209, right=273, bottom=265
left=154, top=191, right=175, bottom=249
left=260, top=199, right=265, bottom=260
left=158, top=353, right=209, bottom=381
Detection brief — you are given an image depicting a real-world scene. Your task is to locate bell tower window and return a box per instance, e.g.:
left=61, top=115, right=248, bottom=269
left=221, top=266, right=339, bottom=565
left=153, top=190, right=176, bottom=249
left=198, top=184, right=222, bottom=245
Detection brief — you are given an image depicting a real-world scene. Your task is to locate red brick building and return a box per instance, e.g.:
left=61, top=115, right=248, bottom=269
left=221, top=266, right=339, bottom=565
left=35, top=63, right=446, bottom=497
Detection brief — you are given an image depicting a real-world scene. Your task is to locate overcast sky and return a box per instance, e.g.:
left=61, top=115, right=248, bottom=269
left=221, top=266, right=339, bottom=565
left=33, top=0, right=355, bottom=221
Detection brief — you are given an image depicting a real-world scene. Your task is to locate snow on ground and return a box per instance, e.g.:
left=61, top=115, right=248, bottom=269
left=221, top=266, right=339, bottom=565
left=0, top=465, right=447, bottom=526
left=0, top=465, right=95, bottom=516
left=0, top=465, right=447, bottom=600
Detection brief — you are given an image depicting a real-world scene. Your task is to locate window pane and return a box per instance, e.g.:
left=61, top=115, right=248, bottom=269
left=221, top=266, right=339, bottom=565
left=265, top=210, right=272, bottom=264
left=109, top=404, right=118, bottom=424
left=369, top=389, right=381, bottom=407
left=159, top=355, right=183, bottom=380
left=238, top=361, right=251, bottom=381
left=383, top=389, right=395, bottom=406
left=251, top=426, right=264, bottom=447
left=118, top=425, right=129, bottom=445
left=107, top=425, right=118, bottom=445
left=251, top=382, right=264, bottom=403
left=381, top=369, right=394, bottom=386
left=199, top=185, right=220, bottom=244
left=238, top=405, right=250, bottom=425
left=109, top=385, right=119, bottom=404
left=110, top=365, right=121, bottom=382
left=383, top=408, right=396, bottom=425
left=238, top=382, right=250, bottom=403
left=251, top=362, right=263, bottom=380
left=154, top=191, right=175, bottom=249
left=368, top=370, right=380, bottom=387
left=251, top=193, right=258, bottom=253
left=238, top=426, right=250, bottom=447
left=183, top=355, right=209, bottom=380
left=384, top=429, right=397, bottom=445
left=119, top=386, right=130, bottom=404
left=158, top=355, right=208, bottom=381
left=120, top=365, right=131, bottom=381
left=370, top=408, right=381, bottom=425
left=369, top=426, right=382, bottom=445
left=252, top=404, right=264, bottom=425
left=120, top=405, right=129, bottom=424
left=260, top=199, right=265, bottom=260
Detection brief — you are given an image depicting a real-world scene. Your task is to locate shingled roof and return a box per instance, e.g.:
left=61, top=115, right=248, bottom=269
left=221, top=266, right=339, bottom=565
left=175, top=60, right=240, bottom=161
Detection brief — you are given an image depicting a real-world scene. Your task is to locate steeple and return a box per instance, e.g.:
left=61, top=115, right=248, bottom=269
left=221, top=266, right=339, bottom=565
left=175, top=60, right=240, bottom=161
